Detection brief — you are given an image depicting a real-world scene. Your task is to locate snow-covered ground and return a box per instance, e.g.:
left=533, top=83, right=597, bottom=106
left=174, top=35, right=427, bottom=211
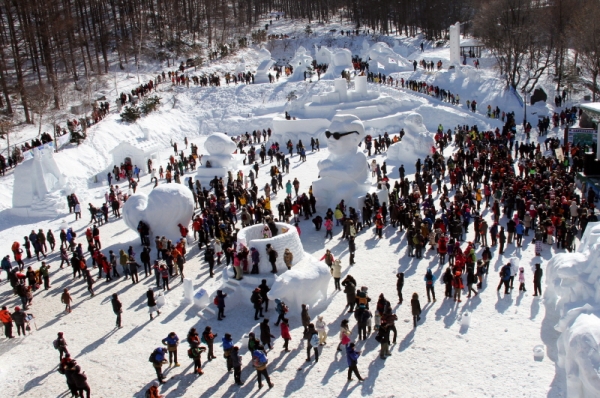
left=0, top=18, right=578, bottom=397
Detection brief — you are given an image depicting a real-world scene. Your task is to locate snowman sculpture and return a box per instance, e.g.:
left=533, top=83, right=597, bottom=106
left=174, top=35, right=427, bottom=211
left=312, top=114, right=370, bottom=210
left=196, top=132, right=242, bottom=184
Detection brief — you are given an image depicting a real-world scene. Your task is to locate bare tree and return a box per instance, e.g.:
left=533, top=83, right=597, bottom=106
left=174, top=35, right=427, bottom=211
left=572, top=0, right=600, bottom=101
left=28, top=85, right=53, bottom=137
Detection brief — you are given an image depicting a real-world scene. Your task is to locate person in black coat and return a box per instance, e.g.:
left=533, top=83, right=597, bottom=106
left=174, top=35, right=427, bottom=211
left=71, top=365, right=91, bottom=398
left=147, top=288, right=160, bottom=320
left=259, top=318, right=275, bottom=350
left=533, top=263, right=543, bottom=296
left=411, top=293, right=421, bottom=327
left=348, top=236, right=356, bottom=265
left=258, top=279, right=271, bottom=312
left=204, top=246, right=215, bottom=277
left=396, top=272, right=404, bottom=304
left=251, top=288, right=264, bottom=320
left=111, top=293, right=123, bottom=328
left=141, top=247, right=151, bottom=277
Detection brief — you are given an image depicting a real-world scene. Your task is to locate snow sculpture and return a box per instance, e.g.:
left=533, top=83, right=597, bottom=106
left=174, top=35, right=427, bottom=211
left=234, top=58, right=247, bottom=74
left=366, top=42, right=411, bottom=73
left=122, top=184, right=194, bottom=242
left=196, top=132, right=244, bottom=184
left=449, top=22, right=461, bottom=65
left=237, top=222, right=304, bottom=273
left=544, top=221, right=600, bottom=398
left=319, top=47, right=353, bottom=80
left=254, top=47, right=275, bottom=84
left=312, top=114, right=370, bottom=210
left=268, top=260, right=331, bottom=310
left=386, top=112, right=435, bottom=172
left=12, top=142, right=68, bottom=217
left=288, top=46, right=313, bottom=82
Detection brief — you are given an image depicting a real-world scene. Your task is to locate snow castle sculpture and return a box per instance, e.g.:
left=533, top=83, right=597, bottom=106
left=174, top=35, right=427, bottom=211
left=312, top=114, right=370, bottom=210
left=12, top=142, right=69, bottom=217
left=544, top=221, right=600, bottom=397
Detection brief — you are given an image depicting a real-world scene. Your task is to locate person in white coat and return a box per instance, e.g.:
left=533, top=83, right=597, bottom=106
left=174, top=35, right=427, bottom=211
left=331, top=259, right=342, bottom=290
left=315, top=316, right=327, bottom=345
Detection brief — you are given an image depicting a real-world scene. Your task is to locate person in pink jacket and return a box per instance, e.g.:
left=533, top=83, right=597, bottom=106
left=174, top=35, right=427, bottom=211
left=324, top=218, right=334, bottom=240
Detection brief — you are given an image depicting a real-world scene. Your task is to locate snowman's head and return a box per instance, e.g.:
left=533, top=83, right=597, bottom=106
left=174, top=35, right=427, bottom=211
left=325, top=115, right=365, bottom=156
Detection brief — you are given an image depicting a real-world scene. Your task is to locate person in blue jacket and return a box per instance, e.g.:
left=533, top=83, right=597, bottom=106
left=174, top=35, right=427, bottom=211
left=161, top=332, right=180, bottom=367
left=515, top=221, right=525, bottom=247
left=216, top=290, right=227, bottom=321
left=497, top=263, right=512, bottom=294
left=424, top=268, right=437, bottom=302
left=346, top=342, right=364, bottom=381
left=222, top=333, right=234, bottom=372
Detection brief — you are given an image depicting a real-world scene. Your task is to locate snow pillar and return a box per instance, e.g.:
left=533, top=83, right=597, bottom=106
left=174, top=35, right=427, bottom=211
left=183, top=278, right=194, bottom=303
left=449, top=22, right=461, bottom=65
left=333, top=78, right=348, bottom=102
left=355, top=76, right=367, bottom=96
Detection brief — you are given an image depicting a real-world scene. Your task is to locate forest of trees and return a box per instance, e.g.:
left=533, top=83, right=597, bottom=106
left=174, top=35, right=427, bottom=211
left=0, top=0, right=599, bottom=125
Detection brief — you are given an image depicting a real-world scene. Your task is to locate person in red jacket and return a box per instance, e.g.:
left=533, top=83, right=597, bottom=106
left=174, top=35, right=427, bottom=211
left=437, top=235, right=448, bottom=265
left=280, top=318, right=291, bottom=352
left=0, top=306, right=14, bottom=338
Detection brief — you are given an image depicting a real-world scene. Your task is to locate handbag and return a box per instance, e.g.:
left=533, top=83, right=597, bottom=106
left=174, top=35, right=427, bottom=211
left=341, top=334, right=350, bottom=345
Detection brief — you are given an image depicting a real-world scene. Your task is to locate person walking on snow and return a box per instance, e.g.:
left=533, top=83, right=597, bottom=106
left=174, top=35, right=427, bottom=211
left=346, top=342, right=364, bottom=381
left=424, top=268, right=437, bottom=302
left=147, top=288, right=161, bottom=320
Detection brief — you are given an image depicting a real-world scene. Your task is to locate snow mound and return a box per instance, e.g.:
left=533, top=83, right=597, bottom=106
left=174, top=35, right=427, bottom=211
left=366, top=42, right=412, bottom=73
left=122, top=183, right=194, bottom=242
left=268, top=258, right=331, bottom=310
left=545, top=221, right=600, bottom=397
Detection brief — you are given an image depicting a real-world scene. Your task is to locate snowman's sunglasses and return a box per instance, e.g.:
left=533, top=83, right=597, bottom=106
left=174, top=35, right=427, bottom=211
left=325, top=130, right=360, bottom=140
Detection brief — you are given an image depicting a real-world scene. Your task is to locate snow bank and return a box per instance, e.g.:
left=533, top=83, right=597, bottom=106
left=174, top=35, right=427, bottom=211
left=122, top=183, right=194, bottom=242
left=544, top=221, right=600, bottom=397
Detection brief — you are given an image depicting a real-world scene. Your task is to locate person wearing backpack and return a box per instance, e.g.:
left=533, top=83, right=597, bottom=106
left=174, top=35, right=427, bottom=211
left=266, top=244, right=278, bottom=273
left=423, top=268, right=437, bottom=302
left=252, top=345, right=273, bottom=389
left=274, top=299, right=288, bottom=326
left=251, top=288, right=264, bottom=320
left=54, top=332, right=69, bottom=360
left=497, top=263, right=512, bottom=294
left=202, top=326, right=218, bottom=360
left=305, top=323, right=319, bottom=362
left=161, top=332, right=180, bottom=367
left=150, top=347, right=168, bottom=384
left=346, top=342, right=364, bottom=382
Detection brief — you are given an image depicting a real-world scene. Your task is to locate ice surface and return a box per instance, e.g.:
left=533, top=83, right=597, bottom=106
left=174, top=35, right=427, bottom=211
left=122, top=183, right=194, bottom=242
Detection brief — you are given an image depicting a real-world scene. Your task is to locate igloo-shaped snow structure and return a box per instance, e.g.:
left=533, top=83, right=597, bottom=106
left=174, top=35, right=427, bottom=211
left=219, top=222, right=331, bottom=311
left=544, top=221, right=600, bottom=397
left=196, top=132, right=245, bottom=185
left=288, top=46, right=313, bottom=82
left=312, top=115, right=370, bottom=210
left=386, top=112, right=436, bottom=172
left=254, top=47, right=275, bottom=84
left=123, top=183, right=194, bottom=242
left=12, top=142, right=69, bottom=217
left=237, top=222, right=305, bottom=273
